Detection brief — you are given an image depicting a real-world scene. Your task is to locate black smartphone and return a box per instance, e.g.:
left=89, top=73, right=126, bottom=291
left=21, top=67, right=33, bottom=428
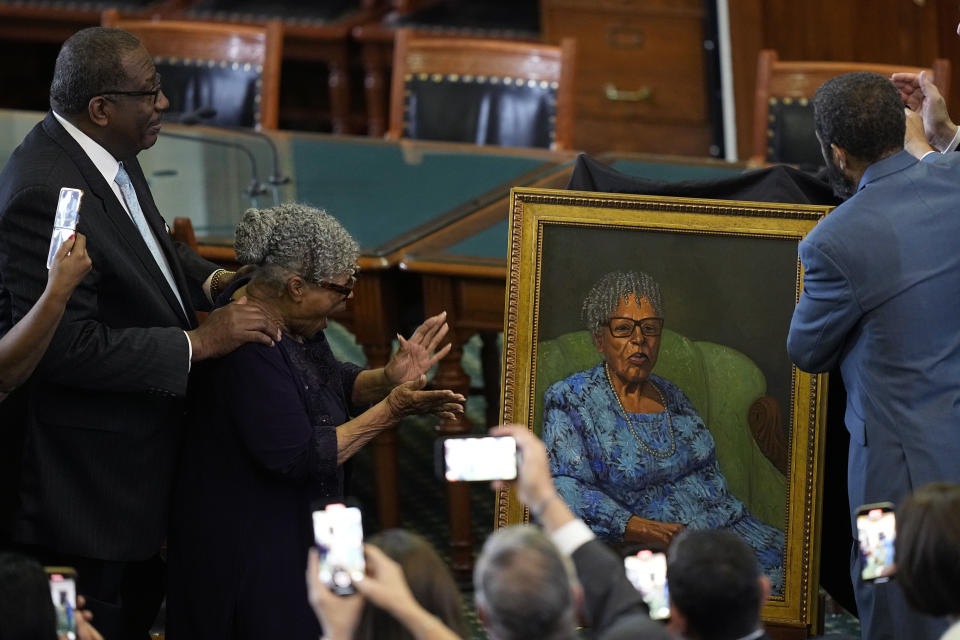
left=45, top=566, right=78, bottom=640
left=856, top=501, right=896, bottom=583
left=624, top=550, right=670, bottom=620
left=312, top=503, right=365, bottom=595
left=435, top=435, right=518, bottom=482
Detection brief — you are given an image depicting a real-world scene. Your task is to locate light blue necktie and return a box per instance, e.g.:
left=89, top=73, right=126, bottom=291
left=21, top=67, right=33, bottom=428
left=114, top=162, right=186, bottom=317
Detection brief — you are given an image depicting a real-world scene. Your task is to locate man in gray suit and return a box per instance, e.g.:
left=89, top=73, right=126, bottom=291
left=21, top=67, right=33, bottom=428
left=787, top=72, right=960, bottom=639
left=0, top=27, right=278, bottom=638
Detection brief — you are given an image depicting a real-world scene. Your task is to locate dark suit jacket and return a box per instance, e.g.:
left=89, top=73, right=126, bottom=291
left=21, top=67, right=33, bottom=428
left=0, top=113, right=218, bottom=561
left=572, top=539, right=670, bottom=640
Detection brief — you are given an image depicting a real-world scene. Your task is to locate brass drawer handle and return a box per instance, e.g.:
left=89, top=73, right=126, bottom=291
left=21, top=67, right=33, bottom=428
left=607, top=25, right=645, bottom=48
left=605, top=83, right=653, bottom=102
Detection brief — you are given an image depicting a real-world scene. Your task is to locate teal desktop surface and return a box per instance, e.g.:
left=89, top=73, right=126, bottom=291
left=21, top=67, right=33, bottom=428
left=288, top=138, right=556, bottom=254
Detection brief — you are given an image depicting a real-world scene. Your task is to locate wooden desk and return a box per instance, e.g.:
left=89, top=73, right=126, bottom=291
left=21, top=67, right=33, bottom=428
left=399, top=152, right=746, bottom=575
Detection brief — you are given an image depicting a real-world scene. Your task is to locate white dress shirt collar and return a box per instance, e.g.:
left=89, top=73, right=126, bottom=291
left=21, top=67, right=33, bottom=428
left=52, top=111, right=121, bottom=183
left=52, top=111, right=129, bottom=214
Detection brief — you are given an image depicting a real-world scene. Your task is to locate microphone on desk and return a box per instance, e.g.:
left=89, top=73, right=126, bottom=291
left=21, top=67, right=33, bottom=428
left=158, top=126, right=268, bottom=199
left=179, top=107, right=291, bottom=187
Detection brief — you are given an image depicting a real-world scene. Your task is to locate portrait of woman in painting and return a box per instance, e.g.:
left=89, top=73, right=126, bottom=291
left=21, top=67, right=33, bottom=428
left=542, top=270, right=785, bottom=593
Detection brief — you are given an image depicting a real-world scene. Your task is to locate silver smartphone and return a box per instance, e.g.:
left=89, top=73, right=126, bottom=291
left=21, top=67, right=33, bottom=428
left=47, top=187, right=83, bottom=269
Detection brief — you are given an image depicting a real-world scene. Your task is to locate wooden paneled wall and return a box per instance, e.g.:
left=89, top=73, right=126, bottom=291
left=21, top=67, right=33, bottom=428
left=729, top=0, right=959, bottom=160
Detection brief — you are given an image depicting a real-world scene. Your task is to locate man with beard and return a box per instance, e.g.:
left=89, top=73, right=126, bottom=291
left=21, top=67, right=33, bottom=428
left=787, top=71, right=960, bottom=640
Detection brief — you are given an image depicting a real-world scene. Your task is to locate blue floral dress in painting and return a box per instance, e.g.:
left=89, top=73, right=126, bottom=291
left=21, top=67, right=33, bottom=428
left=542, top=363, right=785, bottom=594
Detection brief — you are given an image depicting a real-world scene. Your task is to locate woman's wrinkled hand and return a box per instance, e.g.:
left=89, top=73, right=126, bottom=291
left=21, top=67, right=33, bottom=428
left=385, top=375, right=465, bottom=422
left=383, top=311, right=452, bottom=385
left=623, top=516, right=685, bottom=549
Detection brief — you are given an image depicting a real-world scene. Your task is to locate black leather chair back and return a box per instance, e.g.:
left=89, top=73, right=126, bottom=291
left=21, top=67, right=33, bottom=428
left=155, top=57, right=264, bottom=128
left=402, top=74, right=558, bottom=148
left=764, top=98, right=824, bottom=170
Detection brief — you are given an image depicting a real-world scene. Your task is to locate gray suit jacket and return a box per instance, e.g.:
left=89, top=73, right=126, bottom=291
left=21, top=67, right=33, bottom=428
left=0, top=113, right=218, bottom=560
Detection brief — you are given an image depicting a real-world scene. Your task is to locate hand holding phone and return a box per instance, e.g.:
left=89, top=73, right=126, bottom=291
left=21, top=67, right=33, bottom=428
left=436, top=435, right=518, bottom=482
left=856, top=502, right=896, bottom=582
left=624, top=550, right=670, bottom=620
left=45, top=566, right=78, bottom=640
left=312, top=504, right=365, bottom=596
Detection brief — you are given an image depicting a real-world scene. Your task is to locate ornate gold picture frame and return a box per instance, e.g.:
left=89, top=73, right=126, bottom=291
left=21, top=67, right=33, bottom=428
left=497, top=187, right=832, bottom=632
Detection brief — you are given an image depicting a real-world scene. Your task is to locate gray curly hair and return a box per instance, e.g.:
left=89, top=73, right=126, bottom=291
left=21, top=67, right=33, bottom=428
left=582, top=270, right=664, bottom=338
left=234, top=203, right=359, bottom=287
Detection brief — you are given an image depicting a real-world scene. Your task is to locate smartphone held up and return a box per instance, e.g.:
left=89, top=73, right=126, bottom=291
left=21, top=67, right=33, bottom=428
left=624, top=550, right=670, bottom=620
left=856, top=501, right=896, bottom=583
left=312, top=504, right=365, bottom=596
left=436, top=435, right=518, bottom=482
left=47, top=187, right=82, bottom=269
left=45, top=566, right=78, bottom=640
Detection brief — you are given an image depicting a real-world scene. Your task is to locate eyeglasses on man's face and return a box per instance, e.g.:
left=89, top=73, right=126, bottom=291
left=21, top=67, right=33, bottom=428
left=98, top=73, right=163, bottom=105
left=606, top=316, right=664, bottom=338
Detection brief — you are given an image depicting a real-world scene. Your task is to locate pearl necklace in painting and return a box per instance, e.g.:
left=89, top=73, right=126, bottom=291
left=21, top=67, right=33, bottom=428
left=604, top=363, right=676, bottom=459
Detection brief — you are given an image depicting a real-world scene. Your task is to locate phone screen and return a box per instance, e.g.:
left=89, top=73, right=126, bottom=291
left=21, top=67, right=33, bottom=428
left=47, top=187, right=83, bottom=269
left=856, top=504, right=896, bottom=582
left=312, top=504, right=365, bottom=595
left=45, top=567, right=78, bottom=640
left=443, top=436, right=517, bottom=482
left=624, top=550, right=670, bottom=620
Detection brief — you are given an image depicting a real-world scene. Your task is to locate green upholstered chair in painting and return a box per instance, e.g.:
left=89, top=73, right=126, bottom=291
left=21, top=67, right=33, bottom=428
left=533, top=328, right=787, bottom=529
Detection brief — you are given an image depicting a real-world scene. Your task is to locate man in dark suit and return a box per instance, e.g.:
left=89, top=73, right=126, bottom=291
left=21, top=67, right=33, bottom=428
left=666, top=529, right=772, bottom=640
left=787, top=72, right=960, bottom=639
left=0, top=27, right=278, bottom=639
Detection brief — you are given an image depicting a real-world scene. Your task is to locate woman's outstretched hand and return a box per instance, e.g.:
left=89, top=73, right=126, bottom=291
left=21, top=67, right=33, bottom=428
left=384, top=311, right=452, bottom=384
left=385, top=375, right=465, bottom=422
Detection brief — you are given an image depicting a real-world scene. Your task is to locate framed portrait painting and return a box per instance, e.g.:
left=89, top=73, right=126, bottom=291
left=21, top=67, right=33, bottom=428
left=496, top=187, right=833, bottom=632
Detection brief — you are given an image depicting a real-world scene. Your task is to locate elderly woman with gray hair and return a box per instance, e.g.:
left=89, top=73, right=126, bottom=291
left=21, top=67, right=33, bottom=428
left=542, top=270, right=784, bottom=594
left=166, top=204, right=464, bottom=640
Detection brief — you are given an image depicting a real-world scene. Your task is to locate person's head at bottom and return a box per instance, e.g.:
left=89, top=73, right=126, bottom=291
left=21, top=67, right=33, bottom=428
left=354, top=529, right=467, bottom=640
left=0, top=552, right=57, bottom=640
left=666, top=529, right=770, bottom=640
left=895, top=482, right=960, bottom=622
left=474, top=525, right=580, bottom=640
